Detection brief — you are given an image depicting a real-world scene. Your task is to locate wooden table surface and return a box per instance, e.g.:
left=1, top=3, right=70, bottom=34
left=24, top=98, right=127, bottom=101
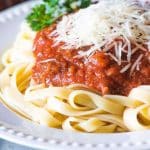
left=0, top=0, right=27, bottom=10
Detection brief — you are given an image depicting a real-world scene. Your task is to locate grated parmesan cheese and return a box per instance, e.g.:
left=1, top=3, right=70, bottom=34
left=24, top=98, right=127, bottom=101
left=120, top=63, right=131, bottom=73
left=50, top=0, right=150, bottom=74
left=130, top=54, right=143, bottom=75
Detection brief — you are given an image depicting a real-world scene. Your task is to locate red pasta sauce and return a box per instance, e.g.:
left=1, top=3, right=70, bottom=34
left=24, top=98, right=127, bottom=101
left=32, top=25, right=150, bottom=96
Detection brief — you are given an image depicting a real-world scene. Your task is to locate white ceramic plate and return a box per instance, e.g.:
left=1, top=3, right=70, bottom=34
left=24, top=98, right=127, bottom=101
left=0, top=1, right=150, bottom=150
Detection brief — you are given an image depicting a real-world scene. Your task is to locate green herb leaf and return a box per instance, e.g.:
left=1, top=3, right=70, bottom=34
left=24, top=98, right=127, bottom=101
left=26, top=0, right=92, bottom=31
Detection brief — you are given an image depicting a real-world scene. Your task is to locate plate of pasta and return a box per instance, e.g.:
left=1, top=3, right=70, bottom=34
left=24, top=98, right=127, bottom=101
left=0, top=0, right=150, bottom=149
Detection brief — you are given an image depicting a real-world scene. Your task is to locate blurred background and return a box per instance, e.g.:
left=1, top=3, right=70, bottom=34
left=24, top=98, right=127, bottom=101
left=0, top=0, right=27, bottom=10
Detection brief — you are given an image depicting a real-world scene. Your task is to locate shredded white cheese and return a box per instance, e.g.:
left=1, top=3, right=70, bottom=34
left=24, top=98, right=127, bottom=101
left=130, top=54, right=143, bottom=75
left=120, top=63, right=131, bottom=73
left=50, top=0, right=150, bottom=74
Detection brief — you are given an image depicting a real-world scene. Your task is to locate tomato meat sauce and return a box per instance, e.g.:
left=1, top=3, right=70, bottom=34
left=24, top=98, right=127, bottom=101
left=32, top=25, right=150, bottom=96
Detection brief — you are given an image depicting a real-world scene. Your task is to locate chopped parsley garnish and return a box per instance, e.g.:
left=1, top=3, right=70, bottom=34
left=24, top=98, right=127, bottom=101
left=26, top=0, right=92, bottom=31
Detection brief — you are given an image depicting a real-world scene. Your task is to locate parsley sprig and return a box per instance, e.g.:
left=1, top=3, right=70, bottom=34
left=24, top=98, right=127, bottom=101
left=26, top=0, right=92, bottom=31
